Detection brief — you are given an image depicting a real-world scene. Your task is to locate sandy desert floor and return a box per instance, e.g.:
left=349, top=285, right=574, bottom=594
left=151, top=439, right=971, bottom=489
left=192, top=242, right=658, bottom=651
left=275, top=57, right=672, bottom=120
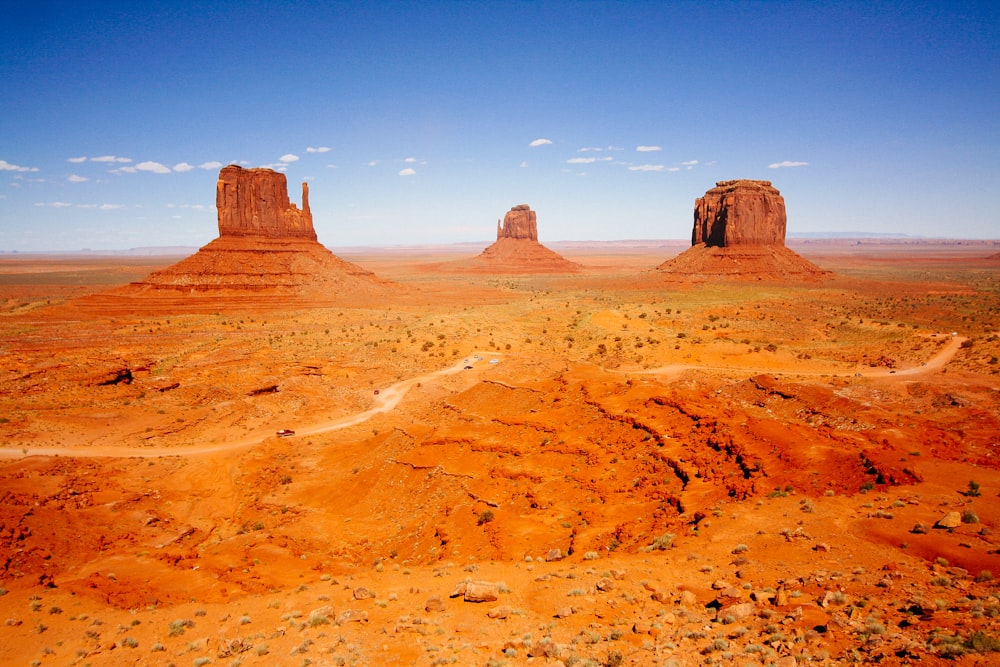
left=1, top=242, right=999, bottom=666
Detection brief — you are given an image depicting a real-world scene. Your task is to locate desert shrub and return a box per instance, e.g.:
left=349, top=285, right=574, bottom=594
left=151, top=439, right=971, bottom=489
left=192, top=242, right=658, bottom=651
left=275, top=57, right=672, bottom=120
left=650, top=533, right=674, bottom=551
left=169, top=619, right=194, bottom=636
left=963, top=510, right=980, bottom=524
left=966, top=480, right=982, bottom=497
left=976, top=570, right=994, bottom=583
left=121, top=637, right=138, bottom=648
left=732, top=544, right=748, bottom=554
left=477, top=510, right=494, bottom=526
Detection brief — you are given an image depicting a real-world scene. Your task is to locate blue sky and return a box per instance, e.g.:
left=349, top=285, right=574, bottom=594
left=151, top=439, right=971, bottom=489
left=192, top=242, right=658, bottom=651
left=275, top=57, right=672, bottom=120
left=1, top=1, right=997, bottom=251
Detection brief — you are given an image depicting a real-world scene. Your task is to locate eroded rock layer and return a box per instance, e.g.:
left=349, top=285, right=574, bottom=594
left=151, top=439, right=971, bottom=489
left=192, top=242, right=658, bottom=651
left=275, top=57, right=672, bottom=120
left=497, top=204, right=538, bottom=241
left=71, top=167, right=395, bottom=312
left=217, top=165, right=316, bottom=240
left=659, top=180, right=829, bottom=281
left=693, top=180, right=786, bottom=247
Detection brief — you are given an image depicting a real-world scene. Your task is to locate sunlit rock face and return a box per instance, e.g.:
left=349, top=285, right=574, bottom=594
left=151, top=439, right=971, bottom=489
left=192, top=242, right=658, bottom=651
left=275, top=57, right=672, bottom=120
left=216, top=165, right=316, bottom=240
left=496, top=204, right=538, bottom=241
left=692, top=180, right=786, bottom=247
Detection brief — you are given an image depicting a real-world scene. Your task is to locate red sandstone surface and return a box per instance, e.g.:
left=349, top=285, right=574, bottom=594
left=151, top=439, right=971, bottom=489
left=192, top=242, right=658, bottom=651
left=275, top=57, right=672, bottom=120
left=0, top=242, right=998, bottom=665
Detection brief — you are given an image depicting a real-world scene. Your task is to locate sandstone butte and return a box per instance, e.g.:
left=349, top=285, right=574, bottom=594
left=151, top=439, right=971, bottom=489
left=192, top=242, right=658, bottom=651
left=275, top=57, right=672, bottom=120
left=72, top=166, right=395, bottom=313
left=658, top=179, right=830, bottom=280
left=437, top=204, right=582, bottom=274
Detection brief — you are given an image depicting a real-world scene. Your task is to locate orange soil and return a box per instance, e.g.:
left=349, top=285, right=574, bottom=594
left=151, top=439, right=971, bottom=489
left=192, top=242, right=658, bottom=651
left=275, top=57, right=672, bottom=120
left=0, top=242, right=999, bottom=666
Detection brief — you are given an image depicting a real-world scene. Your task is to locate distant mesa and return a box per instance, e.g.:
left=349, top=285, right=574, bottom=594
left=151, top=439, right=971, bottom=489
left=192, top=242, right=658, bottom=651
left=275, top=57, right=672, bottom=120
left=73, top=165, right=395, bottom=313
left=433, top=204, right=581, bottom=274
left=658, top=180, right=830, bottom=280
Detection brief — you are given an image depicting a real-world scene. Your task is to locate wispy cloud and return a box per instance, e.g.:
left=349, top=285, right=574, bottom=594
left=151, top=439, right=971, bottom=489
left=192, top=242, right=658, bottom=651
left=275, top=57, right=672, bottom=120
left=279, top=154, right=299, bottom=163
left=67, top=174, right=88, bottom=183
left=519, top=161, right=528, bottom=168
left=529, top=138, right=552, bottom=147
left=399, top=168, right=416, bottom=176
left=628, top=164, right=665, bottom=172
left=636, top=145, right=662, bottom=152
left=0, top=159, right=39, bottom=172
left=680, top=159, right=699, bottom=166
left=366, top=160, right=380, bottom=167
left=579, top=146, right=624, bottom=152
left=199, top=161, right=222, bottom=170
left=567, top=157, right=612, bottom=164
left=99, top=203, right=125, bottom=210
left=34, top=201, right=73, bottom=207
left=91, top=155, right=131, bottom=163
left=768, top=160, right=809, bottom=169
left=306, top=146, right=331, bottom=153
left=173, top=162, right=195, bottom=172
left=136, top=161, right=171, bottom=174
left=67, top=156, right=87, bottom=164
left=403, top=157, right=421, bottom=163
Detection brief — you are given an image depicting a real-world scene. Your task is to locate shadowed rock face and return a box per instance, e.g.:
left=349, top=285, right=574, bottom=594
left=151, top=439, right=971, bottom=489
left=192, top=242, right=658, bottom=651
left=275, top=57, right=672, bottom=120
left=497, top=204, right=538, bottom=241
left=693, top=180, right=786, bottom=247
left=216, top=165, right=316, bottom=240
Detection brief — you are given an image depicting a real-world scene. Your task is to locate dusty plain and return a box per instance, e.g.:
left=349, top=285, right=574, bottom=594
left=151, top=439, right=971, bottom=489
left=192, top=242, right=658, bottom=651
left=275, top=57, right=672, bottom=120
left=1, top=241, right=999, bottom=666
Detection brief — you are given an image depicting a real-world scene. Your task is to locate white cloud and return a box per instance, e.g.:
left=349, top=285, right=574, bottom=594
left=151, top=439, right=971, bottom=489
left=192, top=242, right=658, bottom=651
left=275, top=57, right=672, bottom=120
left=0, top=159, right=39, bottom=172
left=637, top=145, right=662, bottom=152
left=34, top=201, right=73, bottom=207
left=136, top=161, right=171, bottom=174
left=91, top=155, right=131, bottom=163
left=403, top=157, right=418, bottom=163
left=579, top=147, right=604, bottom=152
left=567, top=157, right=612, bottom=164
left=306, top=146, right=331, bottom=153
left=99, top=203, right=125, bottom=210
left=326, top=164, right=338, bottom=169
left=173, top=162, right=195, bottom=172
left=681, top=160, right=699, bottom=166
left=366, top=160, right=380, bottom=167
left=67, top=156, right=87, bottom=163
left=279, top=153, right=299, bottom=163
left=529, top=138, right=552, bottom=147
left=399, top=168, right=416, bottom=176
left=199, top=161, right=222, bottom=170
left=628, top=164, right=665, bottom=172
left=519, top=161, right=528, bottom=168
left=67, top=174, right=88, bottom=183
left=768, top=160, right=809, bottom=169
left=111, top=166, right=138, bottom=174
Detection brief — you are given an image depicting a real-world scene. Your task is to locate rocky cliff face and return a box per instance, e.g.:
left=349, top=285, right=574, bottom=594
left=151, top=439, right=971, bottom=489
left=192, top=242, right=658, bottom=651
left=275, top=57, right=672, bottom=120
left=216, top=165, right=316, bottom=240
left=692, top=180, right=786, bottom=247
left=497, top=204, right=538, bottom=241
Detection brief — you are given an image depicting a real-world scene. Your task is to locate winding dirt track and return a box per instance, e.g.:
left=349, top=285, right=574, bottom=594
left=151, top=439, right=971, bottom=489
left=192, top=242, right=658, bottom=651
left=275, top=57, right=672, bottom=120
left=0, top=335, right=966, bottom=461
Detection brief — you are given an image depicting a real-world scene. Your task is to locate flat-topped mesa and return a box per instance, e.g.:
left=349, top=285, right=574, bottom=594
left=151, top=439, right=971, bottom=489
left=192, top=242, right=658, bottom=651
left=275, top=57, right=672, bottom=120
left=496, top=204, right=538, bottom=241
left=216, top=165, right=317, bottom=240
left=692, top=179, right=786, bottom=247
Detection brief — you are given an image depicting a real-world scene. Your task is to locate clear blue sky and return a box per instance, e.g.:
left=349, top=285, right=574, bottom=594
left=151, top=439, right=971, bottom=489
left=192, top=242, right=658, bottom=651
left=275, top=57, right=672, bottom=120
left=2, top=1, right=997, bottom=251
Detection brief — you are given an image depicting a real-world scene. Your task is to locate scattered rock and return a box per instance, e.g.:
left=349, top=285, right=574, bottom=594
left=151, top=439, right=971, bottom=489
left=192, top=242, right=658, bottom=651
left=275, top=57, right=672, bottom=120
left=911, top=523, right=930, bottom=534
left=487, top=605, right=511, bottom=619
left=545, top=548, right=564, bottom=562
left=353, top=586, right=374, bottom=600
left=463, top=581, right=500, bottom=603
left=679, top=590, right=698, bottom=607
left=935, top=511, right=962, bottom=529
left=719, top=602, right=757, bottom=621
left=336, top=610, right=368, bottom=624
left=424, top=597, right=445, bottom=613
left=554, top=606, right=574, bottom=618
left=595, top=577, right=615, bottom=592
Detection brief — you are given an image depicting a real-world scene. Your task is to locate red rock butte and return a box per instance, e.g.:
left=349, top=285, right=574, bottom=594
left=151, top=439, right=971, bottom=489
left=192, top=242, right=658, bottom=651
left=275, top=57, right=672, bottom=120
left=658, top=180, right=830, bottom=281
left=71, top=166, right=395, bottom=313
left=434, top=205, right=581, bottom=274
